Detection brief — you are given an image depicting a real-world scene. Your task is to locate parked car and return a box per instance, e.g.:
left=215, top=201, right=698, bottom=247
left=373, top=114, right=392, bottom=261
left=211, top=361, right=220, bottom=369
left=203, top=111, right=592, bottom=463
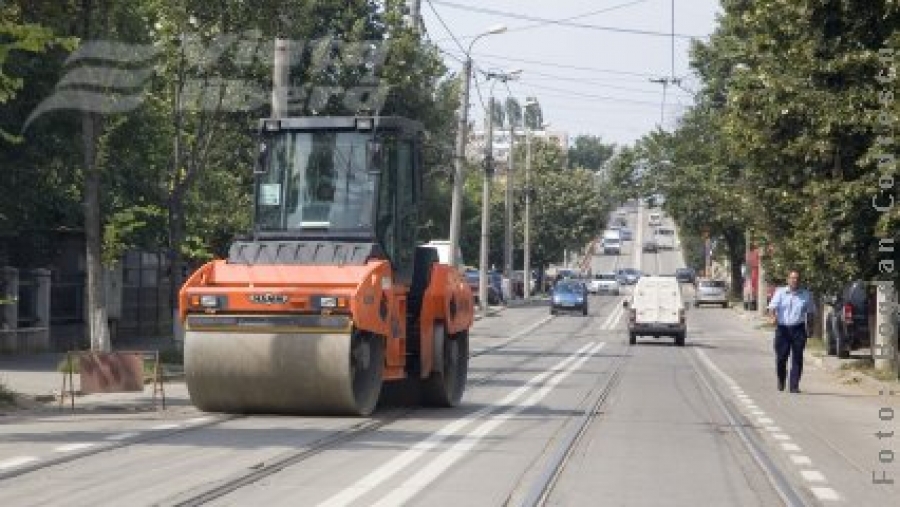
left=589, top=273, right=620, bottom=295
left=675, top=268, right=696, bottom=284
left=550, top=280, right=589, bottom=316
left=464, top=268, right=503, bottom=305
left=620, top=227, right=633, bottom=241
left=642, top=240, right=658, bottom=253
left=825, top=280, right=872, bottom=358
left=648, top=212, right=662, bottom=227
left=695, top=278, right=729, bottom=308
left=624, top=276, right=687, bottom=346
left=617, top=268, right=642, bottom=285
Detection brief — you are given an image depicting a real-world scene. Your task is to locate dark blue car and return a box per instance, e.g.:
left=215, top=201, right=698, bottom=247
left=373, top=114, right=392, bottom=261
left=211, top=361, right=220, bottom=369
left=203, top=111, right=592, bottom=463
left=550, top=280, right=588, bottom=316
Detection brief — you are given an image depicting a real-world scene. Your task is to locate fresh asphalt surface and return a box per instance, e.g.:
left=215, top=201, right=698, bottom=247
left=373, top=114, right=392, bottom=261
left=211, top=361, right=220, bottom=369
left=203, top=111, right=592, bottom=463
left=0, top=204, right=897, bottom=506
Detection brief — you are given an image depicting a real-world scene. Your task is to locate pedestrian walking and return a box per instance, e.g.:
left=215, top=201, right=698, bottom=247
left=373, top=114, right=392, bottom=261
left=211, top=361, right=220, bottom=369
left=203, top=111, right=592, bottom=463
left=767, top=270, right=817, bottom=393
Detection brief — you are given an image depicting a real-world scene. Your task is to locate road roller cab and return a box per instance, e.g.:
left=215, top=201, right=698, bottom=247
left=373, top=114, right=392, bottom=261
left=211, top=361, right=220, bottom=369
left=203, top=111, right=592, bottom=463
left=179, top=116, right=474, bottom=415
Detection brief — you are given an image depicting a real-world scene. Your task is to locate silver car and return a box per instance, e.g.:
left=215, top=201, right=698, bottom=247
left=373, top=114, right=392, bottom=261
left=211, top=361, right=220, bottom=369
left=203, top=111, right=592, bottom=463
left=589, top=273, right=620, bottom=295
left=695, top=279, right=729, bottom=308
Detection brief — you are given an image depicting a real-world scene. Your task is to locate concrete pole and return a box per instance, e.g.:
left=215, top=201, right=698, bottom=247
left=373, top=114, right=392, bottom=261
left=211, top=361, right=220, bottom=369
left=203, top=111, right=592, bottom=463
left=1, top=267, right=18, bottom=331
left=479, top=96, right=495, bottom=316
left=272, top=38, right=290, bottom=118
left=409, top=0, right=423, bottom=33
left=523, top=126, right=532, bottom=301
left=505, top=122, right=515, bottom=297
left=448, top=57, right=472, bottom=269
left=33, top=268, right=51, bottom=351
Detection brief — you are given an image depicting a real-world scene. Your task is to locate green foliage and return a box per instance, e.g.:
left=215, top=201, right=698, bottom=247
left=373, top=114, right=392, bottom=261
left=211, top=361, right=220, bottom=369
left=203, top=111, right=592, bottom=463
left=568, top=135, right=615, bottom=171
left=638, top=0, right=900, bottom=294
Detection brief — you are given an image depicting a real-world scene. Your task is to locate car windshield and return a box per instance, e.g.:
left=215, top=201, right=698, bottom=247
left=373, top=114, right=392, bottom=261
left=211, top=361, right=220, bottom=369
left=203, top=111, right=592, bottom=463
left=700, top=280, right=726, bottom=288
left=598, top=274, right=616, bottom=280
left=555, top=283, right=581, bottom=294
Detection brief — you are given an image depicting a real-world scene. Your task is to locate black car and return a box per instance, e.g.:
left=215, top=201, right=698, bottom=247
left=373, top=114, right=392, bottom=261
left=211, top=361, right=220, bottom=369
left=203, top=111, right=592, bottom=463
left=675, top=268, right=696, bottom=284
left=825, top=280, right=872, bottom=358
left=550, top=280, right=589, bottom=316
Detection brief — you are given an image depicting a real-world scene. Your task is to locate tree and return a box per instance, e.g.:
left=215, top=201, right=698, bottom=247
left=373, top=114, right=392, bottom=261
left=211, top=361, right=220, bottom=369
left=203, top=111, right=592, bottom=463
left=568, top=134, right=615, bottom=171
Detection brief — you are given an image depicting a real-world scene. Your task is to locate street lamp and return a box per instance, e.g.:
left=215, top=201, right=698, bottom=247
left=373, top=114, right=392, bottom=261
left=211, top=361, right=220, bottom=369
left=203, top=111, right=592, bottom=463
left=479, top=68, right=520, bottom=316
left=448, top=24, right=507, bottom=269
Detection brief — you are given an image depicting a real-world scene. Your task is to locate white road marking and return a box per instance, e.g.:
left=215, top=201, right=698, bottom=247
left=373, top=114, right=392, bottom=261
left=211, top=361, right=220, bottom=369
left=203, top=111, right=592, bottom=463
left=693, top=350, right=844, bottom=501
left=0, top=456, right=38, bottom=469
left=105, top=432, right=140, bottom=441
left=319, top=342, right=602, bottom=507
left=185, top=416, right=214, bottom=425
left=369, top=342, right=606, bottom=507
left=790, top=455, right=812, bottom=465
left=800, top=470, right=826, bottom=483
left=55, top=442, right=96, bottom=453
left=150, top=423, right=180, bottom=431
left=810, top=487, right=840, bottom=501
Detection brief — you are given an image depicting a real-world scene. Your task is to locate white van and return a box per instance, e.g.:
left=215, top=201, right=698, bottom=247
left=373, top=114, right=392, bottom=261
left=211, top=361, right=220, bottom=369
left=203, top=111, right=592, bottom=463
left=648, top=212, right=662, bottom=227
left=601, top=229, right=622, bottom=255
left=654, top=227, right=676, bottom=249
left=423, top=240, right=463, bottom=266
left=624, top=276, right=686, bottom=346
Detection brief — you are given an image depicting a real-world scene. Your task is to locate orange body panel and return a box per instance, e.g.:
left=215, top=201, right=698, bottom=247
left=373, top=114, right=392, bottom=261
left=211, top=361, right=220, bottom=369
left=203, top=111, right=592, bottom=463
left=179, top=257, right=474, bottom=381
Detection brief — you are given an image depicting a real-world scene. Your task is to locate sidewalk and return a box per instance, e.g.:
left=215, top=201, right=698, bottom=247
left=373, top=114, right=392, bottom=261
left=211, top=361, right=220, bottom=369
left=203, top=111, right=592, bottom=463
left=730, top=303, right=899, bottom=393
left=0, top=338, right=186, bottom=413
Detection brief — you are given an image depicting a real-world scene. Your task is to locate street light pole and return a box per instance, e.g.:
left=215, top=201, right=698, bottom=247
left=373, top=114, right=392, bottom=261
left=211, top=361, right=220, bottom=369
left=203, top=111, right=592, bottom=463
left=523, top=119, right=532, bottom=301
left=479, top=94, right=495, bottom=316
left=505, top=117, right=515, bottom=297
left=448, top=25, right=507, bottom=269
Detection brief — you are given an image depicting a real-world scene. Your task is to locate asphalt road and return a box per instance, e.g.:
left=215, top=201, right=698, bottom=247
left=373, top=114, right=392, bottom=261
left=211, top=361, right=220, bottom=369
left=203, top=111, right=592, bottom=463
left=0, top=204, right=897, bottom=506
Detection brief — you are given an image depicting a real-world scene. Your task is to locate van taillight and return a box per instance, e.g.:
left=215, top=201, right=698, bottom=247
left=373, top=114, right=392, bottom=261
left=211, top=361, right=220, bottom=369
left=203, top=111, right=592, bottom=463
left=842, top=303, right=853, bottom=323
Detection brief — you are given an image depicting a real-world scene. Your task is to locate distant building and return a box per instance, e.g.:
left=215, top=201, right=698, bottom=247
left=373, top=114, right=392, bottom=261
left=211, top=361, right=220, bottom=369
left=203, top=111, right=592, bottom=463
left=466, top=128, right=569, bottom=172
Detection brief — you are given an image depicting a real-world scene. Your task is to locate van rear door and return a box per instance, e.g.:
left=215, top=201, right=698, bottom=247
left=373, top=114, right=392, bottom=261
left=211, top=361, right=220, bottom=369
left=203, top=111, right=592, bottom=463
left=635, top=279, right=680, bottom=324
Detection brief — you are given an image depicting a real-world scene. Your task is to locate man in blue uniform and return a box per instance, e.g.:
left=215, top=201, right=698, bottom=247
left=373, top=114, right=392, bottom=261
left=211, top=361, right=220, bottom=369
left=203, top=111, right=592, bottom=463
left=767, top=270, right=817, bottom=393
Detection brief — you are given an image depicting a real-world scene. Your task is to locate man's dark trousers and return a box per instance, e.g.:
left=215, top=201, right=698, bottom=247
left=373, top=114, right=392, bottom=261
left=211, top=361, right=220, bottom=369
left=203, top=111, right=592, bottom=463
left=775, top=323, right=807, bottom=390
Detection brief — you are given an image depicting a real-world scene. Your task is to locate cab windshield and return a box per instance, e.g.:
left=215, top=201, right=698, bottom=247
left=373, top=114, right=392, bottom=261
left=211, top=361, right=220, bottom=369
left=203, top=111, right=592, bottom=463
left=255, top=131, right=376, bottom=233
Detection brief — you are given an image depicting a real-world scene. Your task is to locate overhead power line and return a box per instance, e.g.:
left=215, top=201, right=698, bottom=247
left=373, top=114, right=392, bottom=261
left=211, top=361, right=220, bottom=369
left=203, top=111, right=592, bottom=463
left=424, top=0, right=466, bottom=56
left=501, top=0, right=649, bottom=34
left=430, top=0, right=700, bottom=39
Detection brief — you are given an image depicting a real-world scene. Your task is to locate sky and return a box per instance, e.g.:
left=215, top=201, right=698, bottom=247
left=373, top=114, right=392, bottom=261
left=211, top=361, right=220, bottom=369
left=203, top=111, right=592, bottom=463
left=419, top=0, right=723, bottom=146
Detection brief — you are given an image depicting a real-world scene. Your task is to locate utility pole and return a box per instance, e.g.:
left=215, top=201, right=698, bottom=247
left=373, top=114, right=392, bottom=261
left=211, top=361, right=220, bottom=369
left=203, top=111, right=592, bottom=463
left=479, top=96, right=495, bottom=316
left=448, top=25, right=507, bottom=269
left=523, top=121, right=532, bottom=301
left=480, top=69, right=520, bottom=315
left=505, top=119, right=515, bottom=298
left=409, top=0, right=422, bottom=33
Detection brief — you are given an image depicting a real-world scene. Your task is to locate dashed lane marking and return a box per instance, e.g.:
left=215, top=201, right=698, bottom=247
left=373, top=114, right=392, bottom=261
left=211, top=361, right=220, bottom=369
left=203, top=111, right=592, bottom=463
left=800, top=470, right=827, bottom=483
left=781, top=443, right=801, bottom=452
left=810, top=487, right=840, bottom=501
left=105, top=432, right=140, bottom=441
left=54, top=443, right=96, bottom=453
left=0, top=456, right=38, bottom=469
left=790, top=455, right=812, bottom=466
